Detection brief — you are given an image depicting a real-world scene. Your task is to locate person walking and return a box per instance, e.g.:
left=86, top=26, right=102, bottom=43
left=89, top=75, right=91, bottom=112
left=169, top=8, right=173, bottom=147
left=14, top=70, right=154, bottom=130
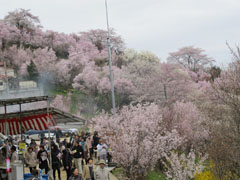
left=97, top=139, right=108, bottom=163
left=25, top=147, right=37, bottom=173
left=51, top=143, right=62, bottom=180
left=62, top=143, right=73, bottom=180
left=86, top=135, right=93, bottom=158
left=82, top=158, right=95, bottom=180
left=81, top=138, right=89, bottom=164
left=37, top=145, right=49, bottom=174
left=72, top=140, right=84, bottom=175
left=94, top=160, right=109, bottom=180
left=93, top=132, right=99, bottom=159
left=69, top=168, right=82, bottom=180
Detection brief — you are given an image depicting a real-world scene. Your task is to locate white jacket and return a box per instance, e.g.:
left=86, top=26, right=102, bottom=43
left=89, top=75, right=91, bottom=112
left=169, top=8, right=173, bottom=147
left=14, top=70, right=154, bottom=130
left=97, top=144, right=108, bottom=156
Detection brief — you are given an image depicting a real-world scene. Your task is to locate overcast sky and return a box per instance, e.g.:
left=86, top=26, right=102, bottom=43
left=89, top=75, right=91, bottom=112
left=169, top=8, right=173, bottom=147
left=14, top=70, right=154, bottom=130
left=1, top=0, right=240, bottom=66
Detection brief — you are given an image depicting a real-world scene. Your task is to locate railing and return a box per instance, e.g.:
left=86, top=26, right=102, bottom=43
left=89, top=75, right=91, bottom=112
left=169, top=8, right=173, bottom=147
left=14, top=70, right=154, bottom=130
left=0, top=87, right=44, bottom=100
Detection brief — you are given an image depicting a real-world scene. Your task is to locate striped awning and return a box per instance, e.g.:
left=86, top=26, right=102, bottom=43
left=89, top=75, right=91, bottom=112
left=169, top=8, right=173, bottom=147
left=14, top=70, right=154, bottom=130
left=0, top=113, right=56, bottom=135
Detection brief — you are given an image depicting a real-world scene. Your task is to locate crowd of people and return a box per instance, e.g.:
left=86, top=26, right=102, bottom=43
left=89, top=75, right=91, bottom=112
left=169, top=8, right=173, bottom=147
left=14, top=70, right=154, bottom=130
left=0, top=131, right=112, bottom=180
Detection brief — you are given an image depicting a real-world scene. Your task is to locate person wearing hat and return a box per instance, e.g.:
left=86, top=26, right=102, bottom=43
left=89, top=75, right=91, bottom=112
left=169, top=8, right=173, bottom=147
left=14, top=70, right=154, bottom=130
left=94, top=160, right=109, bottom=180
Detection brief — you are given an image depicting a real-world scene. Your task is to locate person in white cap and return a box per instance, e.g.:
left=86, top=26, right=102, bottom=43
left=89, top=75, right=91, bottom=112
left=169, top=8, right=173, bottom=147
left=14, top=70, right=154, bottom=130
left=94, top=160, right=109, bottom=180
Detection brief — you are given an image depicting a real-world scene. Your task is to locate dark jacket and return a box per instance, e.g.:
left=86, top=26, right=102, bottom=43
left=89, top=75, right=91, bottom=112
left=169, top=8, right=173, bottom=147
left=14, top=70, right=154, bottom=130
left=93, top=135, right=99, bottom=148
left=51, top=148, right=61, bottom=169
left=72, top=145, right=83, bottom=159
left=69, top=175, right=82, bottom=180
left=37, top=150, right=48, bottom=169
left=62, top=148, right=72, bottom=168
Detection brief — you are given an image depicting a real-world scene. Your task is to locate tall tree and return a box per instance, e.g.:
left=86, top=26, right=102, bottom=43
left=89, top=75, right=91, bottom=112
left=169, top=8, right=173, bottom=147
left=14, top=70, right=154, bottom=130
left=130, top=63, right=195, bottom=105
left=80, top=29, right=124, bottom=54
left=167, top=46, right=214, bottom=72
left=204, top=47, right=240, bottom=179
left=4, top=9, right=41, bottom=32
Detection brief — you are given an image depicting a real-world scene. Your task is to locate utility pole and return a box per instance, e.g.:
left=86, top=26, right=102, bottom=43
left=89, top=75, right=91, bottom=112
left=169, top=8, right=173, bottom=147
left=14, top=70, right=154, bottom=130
left=105, top=0, right=116, bottom=118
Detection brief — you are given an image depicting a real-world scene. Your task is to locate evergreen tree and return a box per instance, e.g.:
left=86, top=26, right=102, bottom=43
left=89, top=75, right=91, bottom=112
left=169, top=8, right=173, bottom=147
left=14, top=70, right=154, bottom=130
left=27, top=60, right=39, bottom=81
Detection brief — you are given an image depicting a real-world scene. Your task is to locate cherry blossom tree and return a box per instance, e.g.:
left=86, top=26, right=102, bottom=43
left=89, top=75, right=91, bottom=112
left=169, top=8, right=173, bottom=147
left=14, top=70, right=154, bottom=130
left=202, top=47, right=240, bottom=179
left=167, top=46, right=214, bottom=72
left=164, top=149, right=207, bottom=180
left=42, top=31, right=77, bottom=59
left=4, top=9, right=41, bottom=32
left=80, top=29, right=124, bottom=54
left=0, top=21, right=20, bottom=50
left=51, top=95, right=71, bottom=113
left=93, top=103, right=182, bottom=180
left=54, top=59, right=74, bottom=87
left=163, top=101, right=209, bottom=149
left=209, top=48, right=240, bottom=131
left=3, top=9, right=44, bottom=49
left=188, top=69, right=211, bottom=83
left=4, top=45, right=32, bottom=72
left=73, top=64, right=134, bottom=94
left=32, top=47, right=57, bottom=75
left=130, top=63, right=195, bottom=105
left=0, top=9, right=127, bottom=92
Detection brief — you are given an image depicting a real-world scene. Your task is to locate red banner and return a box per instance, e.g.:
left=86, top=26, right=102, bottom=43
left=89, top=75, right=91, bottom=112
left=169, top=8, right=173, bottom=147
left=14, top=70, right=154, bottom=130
left=0, top=114, right=56, bottom=135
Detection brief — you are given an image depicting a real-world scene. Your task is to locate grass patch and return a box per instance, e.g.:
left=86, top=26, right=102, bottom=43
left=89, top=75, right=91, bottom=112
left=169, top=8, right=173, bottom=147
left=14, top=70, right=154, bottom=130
left=147, top=171, right=166, bottom=180
left=48, top=87, right=70, bottom=96
left=112, top=168, right=124, bottom=177
left=112, top=169, right=166, bottom=180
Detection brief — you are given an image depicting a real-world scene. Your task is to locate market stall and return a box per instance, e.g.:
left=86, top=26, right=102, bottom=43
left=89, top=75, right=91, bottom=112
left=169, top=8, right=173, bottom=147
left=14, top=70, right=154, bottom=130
left=0, top=96, right=85, bottom=180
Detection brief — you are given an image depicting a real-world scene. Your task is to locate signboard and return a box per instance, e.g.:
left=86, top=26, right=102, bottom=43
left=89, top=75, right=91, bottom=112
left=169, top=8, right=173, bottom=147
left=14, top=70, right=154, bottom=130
left=18, top=143, right=26, bottom=154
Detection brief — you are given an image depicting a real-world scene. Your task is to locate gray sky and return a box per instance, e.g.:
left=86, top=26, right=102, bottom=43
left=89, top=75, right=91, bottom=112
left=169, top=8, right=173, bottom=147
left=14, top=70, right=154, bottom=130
left=1, top=0, right=240, bottom=66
